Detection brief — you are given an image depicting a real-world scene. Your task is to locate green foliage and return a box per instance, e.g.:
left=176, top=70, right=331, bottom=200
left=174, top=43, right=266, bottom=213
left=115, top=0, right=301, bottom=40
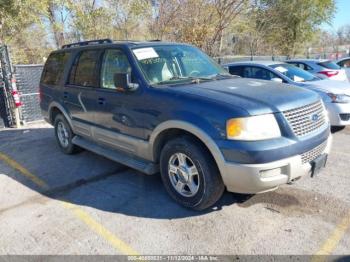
left=0, top=0, right=339, bottom=63
left=256, top=0, right=336, bottom=56
left=0, top=0, right=46, bottom=40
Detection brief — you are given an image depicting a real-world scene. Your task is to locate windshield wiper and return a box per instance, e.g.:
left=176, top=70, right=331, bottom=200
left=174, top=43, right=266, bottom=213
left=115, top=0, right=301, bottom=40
left=207, top=73, right=234, bottom=80
left=155, top=76, right=213, bottom=85
left=154, top=73, right=233, bottom=86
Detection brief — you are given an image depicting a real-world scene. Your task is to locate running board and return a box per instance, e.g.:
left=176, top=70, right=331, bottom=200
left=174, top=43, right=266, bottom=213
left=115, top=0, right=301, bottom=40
left=72, top=136, right=159, bottom=175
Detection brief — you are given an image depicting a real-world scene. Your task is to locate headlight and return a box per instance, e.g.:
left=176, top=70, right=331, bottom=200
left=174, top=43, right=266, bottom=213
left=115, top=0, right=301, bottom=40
left=327, top=93, right=350, bottom=103
left=226, top=114, right=281, bottom=141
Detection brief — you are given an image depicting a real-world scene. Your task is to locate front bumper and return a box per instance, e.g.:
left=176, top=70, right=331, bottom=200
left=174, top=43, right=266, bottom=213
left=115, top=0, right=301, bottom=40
left=220, top=135, right=332, bottom=194
left=326, top=102, right=350, bottom=126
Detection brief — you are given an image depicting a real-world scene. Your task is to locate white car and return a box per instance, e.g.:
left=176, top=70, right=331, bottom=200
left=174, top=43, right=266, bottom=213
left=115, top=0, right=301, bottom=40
left=286, top=59, right=348, bottom=82
left=225, top=61, right=350, bottom=127
left=337, top=57, right=350, bottom=81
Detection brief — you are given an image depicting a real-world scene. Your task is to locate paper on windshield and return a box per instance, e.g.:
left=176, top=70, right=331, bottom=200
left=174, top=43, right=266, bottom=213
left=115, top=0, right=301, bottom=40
left=293, top=75, right=305, bottom=82
left=133, top=48, right=159, bottom=60
left=274, top=66, right=288, bottom=73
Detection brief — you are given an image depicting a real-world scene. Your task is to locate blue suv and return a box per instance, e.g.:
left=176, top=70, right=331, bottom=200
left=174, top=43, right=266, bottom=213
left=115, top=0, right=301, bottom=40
left=40, top=39, right=332, bottom=210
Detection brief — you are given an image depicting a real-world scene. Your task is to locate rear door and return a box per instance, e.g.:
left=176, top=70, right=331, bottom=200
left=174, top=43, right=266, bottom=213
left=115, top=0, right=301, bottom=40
left=64, top=49, right=102, bottom=137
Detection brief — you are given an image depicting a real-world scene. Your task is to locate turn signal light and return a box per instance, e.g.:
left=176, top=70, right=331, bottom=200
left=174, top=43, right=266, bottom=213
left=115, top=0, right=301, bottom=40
left=226, top=118, right=242, bottom=138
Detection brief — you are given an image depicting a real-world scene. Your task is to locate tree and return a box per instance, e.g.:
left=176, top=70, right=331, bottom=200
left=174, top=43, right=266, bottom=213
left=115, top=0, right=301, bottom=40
left=69, top=0, right=113, bottom=40
left=0, top=0, right=46, bottom=44
left=150, top=0, right=246, bottom=55
left=106, top=0, right=152, bottom=40
left=45, top=0, right=72, bottom=48
left=255, top=0, right=336, bottom=57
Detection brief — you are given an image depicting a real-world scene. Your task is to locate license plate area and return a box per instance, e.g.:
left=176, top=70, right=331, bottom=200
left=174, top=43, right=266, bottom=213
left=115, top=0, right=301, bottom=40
left=311, top=154, right=328, bottom=177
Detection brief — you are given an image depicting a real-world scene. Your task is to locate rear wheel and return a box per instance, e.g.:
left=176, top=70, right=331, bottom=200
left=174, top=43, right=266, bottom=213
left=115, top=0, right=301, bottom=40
left=54, top=114, right=81, bottom=154
left=160, top=137, right=225, bottom=210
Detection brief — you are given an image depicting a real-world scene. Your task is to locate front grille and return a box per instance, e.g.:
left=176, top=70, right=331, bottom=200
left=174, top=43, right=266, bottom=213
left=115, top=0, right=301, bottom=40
left=283, top=100, right=326, bottom=137
left=301, top=140, right=327, bottom=164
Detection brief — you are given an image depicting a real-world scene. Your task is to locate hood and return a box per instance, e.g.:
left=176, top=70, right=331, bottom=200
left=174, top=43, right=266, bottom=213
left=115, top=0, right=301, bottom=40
left=300, top=79, right=350, bottom=95
left=166, top=78, right=320, bottom=115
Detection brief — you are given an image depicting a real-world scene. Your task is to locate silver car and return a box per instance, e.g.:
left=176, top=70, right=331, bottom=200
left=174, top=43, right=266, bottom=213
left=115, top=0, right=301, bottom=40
left=224, top=61, right=350, bottom=127
left=286, top=59, right=348, bottom=82
left=337, top=57, right=350, bottom=81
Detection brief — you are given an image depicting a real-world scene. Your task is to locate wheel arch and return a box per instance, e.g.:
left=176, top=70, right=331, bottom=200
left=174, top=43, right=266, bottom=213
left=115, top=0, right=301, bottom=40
left=150, top=121, right=225, bottom=174
left=48, top=102, right=72, bottom=127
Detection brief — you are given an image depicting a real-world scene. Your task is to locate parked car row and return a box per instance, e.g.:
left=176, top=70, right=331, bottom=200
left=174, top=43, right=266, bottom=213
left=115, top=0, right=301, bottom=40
left=224, top=59, right=350, bottom=128
left=287, top=59, right=348, bottom=82
left=40, top=40, right=333, bottom=210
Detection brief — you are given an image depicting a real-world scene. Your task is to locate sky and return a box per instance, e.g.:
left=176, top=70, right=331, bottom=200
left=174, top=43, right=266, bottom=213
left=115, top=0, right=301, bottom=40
left=323, top=0, right=350, bottom=31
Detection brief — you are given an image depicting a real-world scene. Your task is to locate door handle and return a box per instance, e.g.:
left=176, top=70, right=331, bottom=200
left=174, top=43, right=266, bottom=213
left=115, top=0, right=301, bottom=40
left=98, top=97, right=106, bottom=105
left=63, top=91, right=69, bottom=99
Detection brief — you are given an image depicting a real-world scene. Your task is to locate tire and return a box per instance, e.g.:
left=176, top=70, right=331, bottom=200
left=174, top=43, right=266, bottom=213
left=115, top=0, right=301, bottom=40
left=160, top=136, right=225, bottom=210
left=331, top=126, right=345, bottom=133
left=54, top=114, right=81, bottom=154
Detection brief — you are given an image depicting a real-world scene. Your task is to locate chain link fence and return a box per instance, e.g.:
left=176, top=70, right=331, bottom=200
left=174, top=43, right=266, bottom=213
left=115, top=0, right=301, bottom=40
left=15, top=65, right=44, bottom=123
left=215, top=56, right=289, bottom=65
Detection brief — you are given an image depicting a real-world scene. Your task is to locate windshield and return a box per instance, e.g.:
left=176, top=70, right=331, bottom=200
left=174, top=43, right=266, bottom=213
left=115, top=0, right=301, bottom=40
left=270, top=63, right=320, bottom=82
left=132, top=45, right=230, bottom=85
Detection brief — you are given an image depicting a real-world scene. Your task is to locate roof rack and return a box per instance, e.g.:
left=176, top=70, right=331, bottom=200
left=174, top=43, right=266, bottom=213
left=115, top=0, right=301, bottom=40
left=61, top=39, right=113, bottom=49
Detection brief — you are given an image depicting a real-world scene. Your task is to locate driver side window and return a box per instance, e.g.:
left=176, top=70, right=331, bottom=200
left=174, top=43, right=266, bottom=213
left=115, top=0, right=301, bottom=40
left=101, top=49, right=131, bottom=89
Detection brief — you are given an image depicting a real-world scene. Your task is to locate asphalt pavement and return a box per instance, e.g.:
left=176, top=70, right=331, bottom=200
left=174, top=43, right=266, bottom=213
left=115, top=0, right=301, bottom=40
left=0, top=122, right=349, bottom=257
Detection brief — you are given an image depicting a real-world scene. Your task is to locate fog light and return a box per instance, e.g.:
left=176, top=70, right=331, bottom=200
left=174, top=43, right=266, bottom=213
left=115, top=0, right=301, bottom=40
left=260, top=168, right=282, bottom=178
left=340, top=113, right=350, bottom=121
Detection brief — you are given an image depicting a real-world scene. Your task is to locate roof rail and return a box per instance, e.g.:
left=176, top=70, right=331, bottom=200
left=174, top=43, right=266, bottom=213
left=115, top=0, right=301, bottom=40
left=61, top=39, right=113, bottom=49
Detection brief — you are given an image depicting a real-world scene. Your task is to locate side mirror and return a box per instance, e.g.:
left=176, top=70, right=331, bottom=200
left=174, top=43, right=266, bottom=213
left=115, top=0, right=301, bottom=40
left=114, top=73, right=139, bottom=91
left=271, top=77, right=283, bottom=83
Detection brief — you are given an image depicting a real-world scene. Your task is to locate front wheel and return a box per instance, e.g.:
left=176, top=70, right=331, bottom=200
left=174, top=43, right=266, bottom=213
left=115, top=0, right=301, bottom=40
left=160, top=137, right=225, bottom=210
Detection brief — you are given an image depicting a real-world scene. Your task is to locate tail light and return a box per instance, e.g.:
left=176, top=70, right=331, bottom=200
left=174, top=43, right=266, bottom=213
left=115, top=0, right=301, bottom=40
left=318, top=70, right=339, bottom=78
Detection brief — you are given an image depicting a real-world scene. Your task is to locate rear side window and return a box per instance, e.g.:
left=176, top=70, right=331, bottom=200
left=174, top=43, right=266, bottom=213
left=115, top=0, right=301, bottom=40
left=317, top=61, right=341, bottom=70
left=338, top=59, right=350, bottom=68
left=298, top=63, right=312, bottom=71
left=242, top=66, right=277, bottom=80
left=41, top=52, right=70, bottom=85
left=68, top=50, right=101, bottom=87
left=228, top=66, right=244, bottom=76
left=288, top=62, right=312, bottom=71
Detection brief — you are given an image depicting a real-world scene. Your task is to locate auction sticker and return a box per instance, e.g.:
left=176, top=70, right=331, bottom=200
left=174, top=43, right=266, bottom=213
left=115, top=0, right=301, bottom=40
left=133, top=48, right=159, bottom=60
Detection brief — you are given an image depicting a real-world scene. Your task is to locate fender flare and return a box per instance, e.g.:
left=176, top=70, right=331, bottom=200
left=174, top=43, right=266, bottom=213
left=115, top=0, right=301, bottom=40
left=48, top=102, right=72, bottom=127
left=149, top=120, right=226, bottom=174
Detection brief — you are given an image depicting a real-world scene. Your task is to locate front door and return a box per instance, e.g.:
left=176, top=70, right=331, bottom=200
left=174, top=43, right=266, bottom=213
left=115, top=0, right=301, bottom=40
left=93, top=48, right=146, bottom=151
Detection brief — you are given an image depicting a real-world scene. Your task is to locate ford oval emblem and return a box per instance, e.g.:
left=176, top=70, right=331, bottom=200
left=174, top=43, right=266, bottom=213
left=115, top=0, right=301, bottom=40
left=311, top=113, right=319, bottom=122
